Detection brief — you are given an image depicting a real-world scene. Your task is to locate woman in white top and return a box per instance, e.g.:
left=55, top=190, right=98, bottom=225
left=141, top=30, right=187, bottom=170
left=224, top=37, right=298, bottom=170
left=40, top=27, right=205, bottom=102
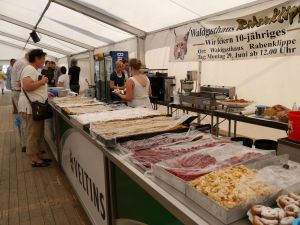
left=18, top=49, right=51, bottom=167
left=57, top=66, right=70, bottom=89
left=116, top=58, right=152, bottom=108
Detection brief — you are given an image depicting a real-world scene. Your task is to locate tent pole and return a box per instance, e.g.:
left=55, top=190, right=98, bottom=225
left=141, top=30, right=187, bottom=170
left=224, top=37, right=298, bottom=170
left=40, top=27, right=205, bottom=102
left=198, top=61, right=202, bottom=92
left=136, top=37, right=145, bottom=64
left=89, top=50, right=95, bottom=85
left=52, top=0, right=146, bottom=37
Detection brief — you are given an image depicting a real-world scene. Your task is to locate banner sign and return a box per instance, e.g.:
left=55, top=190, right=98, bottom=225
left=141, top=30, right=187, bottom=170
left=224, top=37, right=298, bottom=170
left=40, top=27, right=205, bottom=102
left=170, top=0, right=300, bottom=61
left=61, top=129, right=108, bottom=225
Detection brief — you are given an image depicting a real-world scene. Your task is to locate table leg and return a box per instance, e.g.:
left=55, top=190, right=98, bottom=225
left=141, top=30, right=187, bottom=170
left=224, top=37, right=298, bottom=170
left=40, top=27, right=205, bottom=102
left=228, top=119, right=231, bottom=137
left=234, top=120, right=237, bottom=137
left=54, top=111, right=62, bottom=169
left=216, top=116, right=219, bottom=137
left=211, top=114, right=214, bottom=134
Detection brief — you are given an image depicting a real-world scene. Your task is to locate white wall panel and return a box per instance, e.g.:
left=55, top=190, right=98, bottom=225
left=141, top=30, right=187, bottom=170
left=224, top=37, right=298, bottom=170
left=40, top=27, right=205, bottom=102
left=59, top=55, right=91, bottom=94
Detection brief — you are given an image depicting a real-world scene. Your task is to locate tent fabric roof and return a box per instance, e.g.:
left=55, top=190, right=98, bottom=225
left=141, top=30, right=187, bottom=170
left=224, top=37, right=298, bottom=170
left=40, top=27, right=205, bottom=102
left=0, top=0, right=260, bottom=59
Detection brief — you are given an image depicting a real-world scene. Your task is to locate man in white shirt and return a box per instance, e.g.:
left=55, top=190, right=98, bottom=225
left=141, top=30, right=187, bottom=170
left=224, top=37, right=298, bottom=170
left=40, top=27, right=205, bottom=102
left=11, top=53, right=29, bottom=113
left=11, top=52, right=29, bottom=152
left=57, top=66, right=70, bottom=89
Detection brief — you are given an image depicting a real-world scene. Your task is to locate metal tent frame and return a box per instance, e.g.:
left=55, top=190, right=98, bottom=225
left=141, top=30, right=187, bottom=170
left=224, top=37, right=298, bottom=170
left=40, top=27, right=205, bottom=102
left=0, top=0, right=275, bottom=59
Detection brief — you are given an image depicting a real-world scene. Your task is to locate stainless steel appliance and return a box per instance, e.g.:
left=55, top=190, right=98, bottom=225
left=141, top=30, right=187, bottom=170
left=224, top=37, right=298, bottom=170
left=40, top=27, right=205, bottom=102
left=180, top=80, right=194, bottom=95
left=201, top=85, right=236, bottom=99
left=148, top=70, right=176, bottom=102
left=180, top=79, right=236, bottom=109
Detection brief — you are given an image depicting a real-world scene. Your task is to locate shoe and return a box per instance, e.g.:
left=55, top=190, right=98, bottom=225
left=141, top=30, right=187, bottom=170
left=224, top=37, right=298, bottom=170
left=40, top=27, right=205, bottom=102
left=32, top=161, right=50, bottom=167
left=22, top=147, right=26, bottom=152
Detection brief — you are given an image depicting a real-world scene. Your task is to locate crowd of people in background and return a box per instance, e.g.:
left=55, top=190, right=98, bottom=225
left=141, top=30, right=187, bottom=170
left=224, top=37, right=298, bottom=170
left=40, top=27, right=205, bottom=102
left=1, top=49, right=151, bottom=167
left=3, top=55, right=81, bottom=97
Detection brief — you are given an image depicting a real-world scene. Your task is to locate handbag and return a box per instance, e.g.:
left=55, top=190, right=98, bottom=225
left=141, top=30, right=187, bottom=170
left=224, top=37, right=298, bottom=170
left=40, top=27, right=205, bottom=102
left=23, top=89, right=53, bottom=121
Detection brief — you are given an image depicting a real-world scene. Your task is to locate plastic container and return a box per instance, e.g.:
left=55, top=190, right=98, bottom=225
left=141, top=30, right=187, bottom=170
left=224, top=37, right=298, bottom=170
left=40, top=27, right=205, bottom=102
left=293, top=213, right=300, bottom=225
left=231, top=137, right=253, bottom=148
left=288, top=111, right=300, bottom=142
left=254, top=139, right=278, bottom=150
left=58, top=89, right=69, bottom=97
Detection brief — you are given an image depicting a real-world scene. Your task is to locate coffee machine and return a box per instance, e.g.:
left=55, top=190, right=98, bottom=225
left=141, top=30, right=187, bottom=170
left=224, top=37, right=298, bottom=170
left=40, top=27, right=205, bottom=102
left=147, top=70, right=176, bottom=102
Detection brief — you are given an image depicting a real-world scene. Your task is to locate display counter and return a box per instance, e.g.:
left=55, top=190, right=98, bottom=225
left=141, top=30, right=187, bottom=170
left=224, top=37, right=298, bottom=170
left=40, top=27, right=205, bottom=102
left=47, top=102, right=252, bottom=225
left=151, top=100, right=289, bottom=137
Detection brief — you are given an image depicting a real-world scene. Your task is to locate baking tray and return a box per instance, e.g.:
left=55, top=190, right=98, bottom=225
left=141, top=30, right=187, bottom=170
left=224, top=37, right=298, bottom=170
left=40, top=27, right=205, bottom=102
left=185, top=154, right=291, bottom=224
left=186, top=183, right=278, bottom=224
left=90, top=116, right=205, bottom=148
left=153, top=149, right=275, bottom=194
left=94, top=123, right=211, bottom=148
left=218, top=101, right=254, bottom=108
left=61, top=108, right=71, bottom=118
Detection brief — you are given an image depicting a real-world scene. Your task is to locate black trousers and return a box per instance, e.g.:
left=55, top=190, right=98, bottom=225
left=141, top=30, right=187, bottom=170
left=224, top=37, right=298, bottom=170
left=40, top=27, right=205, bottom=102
left=70, top=84, right=80, bottom=94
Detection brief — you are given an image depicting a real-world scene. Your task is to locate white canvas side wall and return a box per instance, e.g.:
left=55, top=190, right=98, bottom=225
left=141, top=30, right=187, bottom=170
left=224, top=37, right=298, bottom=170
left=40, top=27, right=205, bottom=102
left=0, top=60, right=9, bottom=65
left=0, top=43, right=26, bottom=61
left=145, top=30, right=198, bottom=87
left=58, top=54, right=91, bottom=94
left=145, top=30, right=296, bottom=140
left=77, top=58, right=91, bottom=94
left=57, top=57, right=68, bottom=69
left=201, top=56, right=299, bottom=140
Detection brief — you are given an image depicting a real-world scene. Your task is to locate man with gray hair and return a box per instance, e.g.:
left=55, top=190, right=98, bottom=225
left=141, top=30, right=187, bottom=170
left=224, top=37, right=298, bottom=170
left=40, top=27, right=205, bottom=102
left=11, top=52, right=29, bottom=152
left=6, top=58, right=16, bottom=92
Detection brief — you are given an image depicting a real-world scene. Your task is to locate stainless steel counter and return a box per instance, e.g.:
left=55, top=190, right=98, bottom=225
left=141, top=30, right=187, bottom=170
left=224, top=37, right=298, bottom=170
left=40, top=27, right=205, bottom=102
left=49, top=102, right=251, bottom=225
left=151, top=100, right=288, bottom=137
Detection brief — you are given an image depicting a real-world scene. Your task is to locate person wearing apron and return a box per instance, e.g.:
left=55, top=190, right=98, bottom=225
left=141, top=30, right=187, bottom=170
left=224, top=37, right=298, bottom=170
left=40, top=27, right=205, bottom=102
left=110, top=61, right=126, bottom=101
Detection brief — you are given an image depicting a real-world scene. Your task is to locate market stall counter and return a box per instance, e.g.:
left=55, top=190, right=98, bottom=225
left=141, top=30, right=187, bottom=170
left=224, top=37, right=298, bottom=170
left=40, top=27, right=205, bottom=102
left=46, top=97, right=299, bottom=225
left=213, top=110, right=289, bottom=137
left=48, top=102, right=221, bottom=225
left=151, top=99, right=289, bottom=137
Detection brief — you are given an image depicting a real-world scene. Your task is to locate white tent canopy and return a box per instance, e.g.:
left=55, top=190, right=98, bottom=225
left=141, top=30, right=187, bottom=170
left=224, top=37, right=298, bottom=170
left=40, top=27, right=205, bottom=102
left=0, top=0, right=261, bottom=60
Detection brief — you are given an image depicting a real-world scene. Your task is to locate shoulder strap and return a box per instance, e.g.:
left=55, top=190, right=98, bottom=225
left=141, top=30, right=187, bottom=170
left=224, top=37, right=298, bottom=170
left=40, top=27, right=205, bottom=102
left=22, top=89, right=32, bottom=104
